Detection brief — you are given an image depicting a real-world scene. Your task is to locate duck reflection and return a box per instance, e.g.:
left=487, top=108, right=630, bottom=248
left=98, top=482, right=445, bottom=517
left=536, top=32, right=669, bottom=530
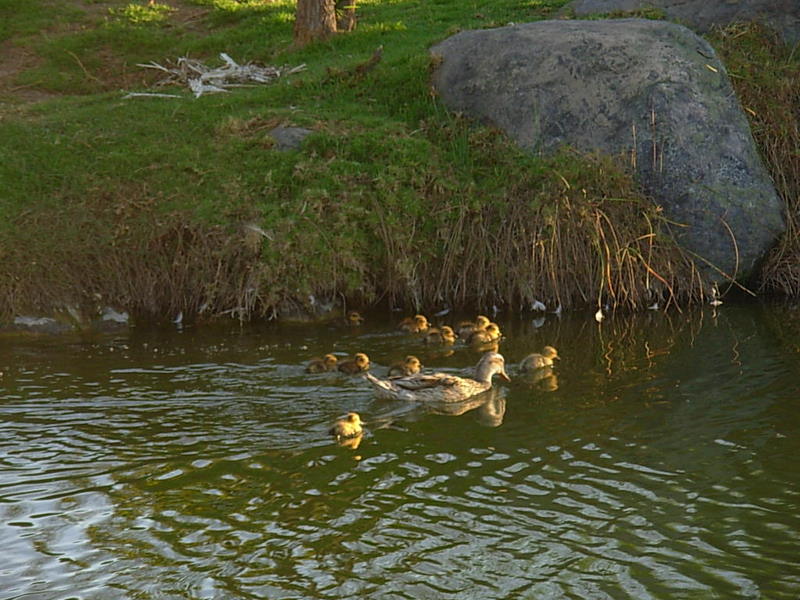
left=368, top=387, right=507, bottom=429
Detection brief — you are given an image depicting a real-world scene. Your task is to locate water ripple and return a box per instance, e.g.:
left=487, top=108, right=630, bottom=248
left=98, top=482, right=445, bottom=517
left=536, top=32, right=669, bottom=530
left=2, top=310, right=800, bottom=599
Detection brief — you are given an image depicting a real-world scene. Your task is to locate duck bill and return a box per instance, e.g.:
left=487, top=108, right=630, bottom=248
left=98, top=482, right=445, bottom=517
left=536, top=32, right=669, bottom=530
left=498, top=369, right=511, bottom=382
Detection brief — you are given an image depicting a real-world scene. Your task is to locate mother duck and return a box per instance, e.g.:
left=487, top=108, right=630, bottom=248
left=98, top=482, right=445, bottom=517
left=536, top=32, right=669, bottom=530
left=364, top=351, right=510, bottom=402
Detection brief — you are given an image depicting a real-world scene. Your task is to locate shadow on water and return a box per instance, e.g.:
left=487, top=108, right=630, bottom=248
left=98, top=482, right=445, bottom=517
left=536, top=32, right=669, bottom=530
left=1, top=301, right=799, bottom=599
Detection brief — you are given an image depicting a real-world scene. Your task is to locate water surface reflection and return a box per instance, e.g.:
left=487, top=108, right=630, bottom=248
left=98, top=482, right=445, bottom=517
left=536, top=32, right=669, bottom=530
left=1, top=303, right=799, bottom=599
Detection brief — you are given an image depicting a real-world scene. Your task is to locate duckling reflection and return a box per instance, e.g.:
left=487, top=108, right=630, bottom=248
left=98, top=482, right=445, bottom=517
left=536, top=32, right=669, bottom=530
left=305, top=353, right=338, bottom=373
left=519, top=365, right=559, bottom=392
left=338, top=352, right=370, bottom=374
left=336, top=431, right=364, bottom=449
left=536, top=372, right=559, bottom=392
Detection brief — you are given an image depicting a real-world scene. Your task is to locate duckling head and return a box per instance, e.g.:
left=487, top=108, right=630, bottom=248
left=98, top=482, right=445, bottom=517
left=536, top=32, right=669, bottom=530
left=413, top=314, right=430, bottom=331
left=404, top=355, right=422, bottom=372
left=542, top=345, right=559, bottom=360
left=323, top=353, right=338, bottom=368
left=475, top=315, right=491, bottom=329
left=346, top=310, right=364, bottom=325
left=484, top=322, right=502, bottom=341
left=354, top=352, right=370, bottom=369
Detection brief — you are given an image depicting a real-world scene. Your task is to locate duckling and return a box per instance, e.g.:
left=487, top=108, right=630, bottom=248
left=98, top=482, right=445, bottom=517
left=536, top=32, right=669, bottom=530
left=387, top=355, right=423, bottom=377
left=457, top=315, right=491, bottom=339
left=305, top=353, right=338, bottom=373
left=519, top=346, right=559, bottom=371
left=467, top=322, right=502, bottom=345
left=424, top=325, right=457, bottom=345
left=329, top=412, right=365, bottom=439
left=398, top=314, right=430, bottom=333
left=345, top=310, right=364, bottom=326
left=338, top=352, right=370, bottom=374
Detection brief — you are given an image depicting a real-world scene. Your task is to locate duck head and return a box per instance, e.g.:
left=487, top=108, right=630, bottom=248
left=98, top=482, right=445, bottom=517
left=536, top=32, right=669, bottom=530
left=475, top=352, right=511, bottom=383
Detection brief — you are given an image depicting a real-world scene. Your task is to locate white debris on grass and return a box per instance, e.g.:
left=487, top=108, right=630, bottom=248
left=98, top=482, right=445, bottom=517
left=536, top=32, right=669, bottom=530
left=126, top=53, right=306, bottom=99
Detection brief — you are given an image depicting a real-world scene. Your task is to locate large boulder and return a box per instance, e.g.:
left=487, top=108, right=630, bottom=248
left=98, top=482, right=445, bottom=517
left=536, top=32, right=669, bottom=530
left=567, top=0, right=800, bottom=46
left=431, top=18, right=786, bottom=284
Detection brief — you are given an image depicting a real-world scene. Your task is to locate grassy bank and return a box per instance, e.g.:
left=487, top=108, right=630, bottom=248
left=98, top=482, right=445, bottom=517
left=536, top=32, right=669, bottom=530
left=1, top=0, right=794, bottom=323
left=709, top=24, right=800, bottom=297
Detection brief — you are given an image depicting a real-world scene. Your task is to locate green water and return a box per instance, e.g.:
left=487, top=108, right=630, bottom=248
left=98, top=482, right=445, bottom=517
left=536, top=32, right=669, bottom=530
left=1, top=303, right=799, bottom=599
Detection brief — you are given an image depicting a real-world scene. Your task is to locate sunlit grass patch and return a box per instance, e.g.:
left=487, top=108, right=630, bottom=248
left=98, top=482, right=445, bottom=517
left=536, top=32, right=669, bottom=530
left=109, top=3, right=176, bottom=25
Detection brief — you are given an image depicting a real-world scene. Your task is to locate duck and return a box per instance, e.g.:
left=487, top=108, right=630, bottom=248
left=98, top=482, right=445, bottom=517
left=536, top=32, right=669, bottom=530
left=456, top=315, right=491, bottom=339
left=398, top=314, right=430, bottom=333
left=467, top=322, right=502, bottom=345
left=364, top=351, right=510, bottom=402
left=338, top=352, right=370, bottom=374
left=387, top=355, right=423, bottom=377
left=329, top=412, right=365, bottom=439
left=424, top=325, right=457, bottom=345
left=345, top=310, right=364, bottom=325
left=305, top=353, right=338, bottom=373
left=519, top=346, right=559, bottom=371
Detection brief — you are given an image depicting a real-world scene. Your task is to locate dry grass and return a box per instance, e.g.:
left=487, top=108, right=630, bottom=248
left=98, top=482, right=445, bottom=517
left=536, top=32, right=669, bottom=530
left=365, top=138, right=706, bottom=313
left=0, top=185, right=272, bottom=322
left=0, top=144, right=707, bottom=322
left=711, top=23, right=800, bottom=295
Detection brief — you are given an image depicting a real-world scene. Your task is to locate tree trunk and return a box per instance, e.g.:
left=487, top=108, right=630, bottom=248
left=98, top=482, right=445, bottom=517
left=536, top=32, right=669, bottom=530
left=294, top=0, right=337, bottom=46
left=336, top=0, right=357, bottom=33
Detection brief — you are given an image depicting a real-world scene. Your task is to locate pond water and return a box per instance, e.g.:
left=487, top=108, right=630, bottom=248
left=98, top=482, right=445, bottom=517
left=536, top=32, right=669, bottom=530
left=1, top=303, right=799, bottom=600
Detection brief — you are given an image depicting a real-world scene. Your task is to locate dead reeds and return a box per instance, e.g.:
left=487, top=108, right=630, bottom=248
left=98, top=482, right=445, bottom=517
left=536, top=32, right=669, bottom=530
left=0, top=129, right=708, bottom=323
left=389, top=179, right=704, bottom=312
left=711, top=23, right=800, bottom=295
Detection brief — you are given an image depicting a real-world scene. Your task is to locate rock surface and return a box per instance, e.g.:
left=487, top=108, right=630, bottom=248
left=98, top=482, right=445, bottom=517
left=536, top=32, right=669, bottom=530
left=567, top=0, right=800, bottom=46
left=268, top=126, right=312, bottom=151
left=431, top=18, right=785, bottom=283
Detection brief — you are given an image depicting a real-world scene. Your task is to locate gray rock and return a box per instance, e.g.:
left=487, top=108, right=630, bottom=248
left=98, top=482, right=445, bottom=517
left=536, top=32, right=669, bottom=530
left=431, top=18, right=786, bottom=283
left=268, top=126, right=313, bottom=151
left=567, top=0, right=800, bottom=46
left=11, top=315, right=73, bottom=335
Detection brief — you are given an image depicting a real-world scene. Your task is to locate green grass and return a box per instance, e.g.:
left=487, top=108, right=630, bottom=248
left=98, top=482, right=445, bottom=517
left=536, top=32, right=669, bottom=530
left=1, top=0, right=769, bottom=322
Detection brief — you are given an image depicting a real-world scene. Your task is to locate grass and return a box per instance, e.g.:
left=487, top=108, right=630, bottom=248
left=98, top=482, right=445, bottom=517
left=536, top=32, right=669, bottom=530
left=4, top=0, right=793, bottom=323
left=709, top=23, right=800, bottom=297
